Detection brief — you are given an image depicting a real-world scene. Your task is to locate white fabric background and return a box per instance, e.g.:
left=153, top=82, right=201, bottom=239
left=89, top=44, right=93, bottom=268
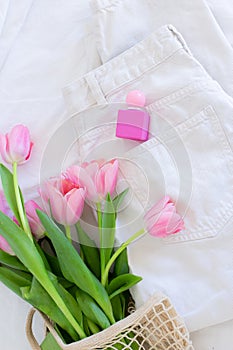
left=0, top=1, right=233, bottom=349
left=90, top=0, right=233, bottom=97
left=206, top=0, right=233, bottom=47
left=62, top=25, right=233, bottom=333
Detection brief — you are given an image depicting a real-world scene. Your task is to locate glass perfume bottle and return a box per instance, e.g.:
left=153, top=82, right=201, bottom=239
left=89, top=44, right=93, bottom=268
left=116, top=90, right=150, bottom=141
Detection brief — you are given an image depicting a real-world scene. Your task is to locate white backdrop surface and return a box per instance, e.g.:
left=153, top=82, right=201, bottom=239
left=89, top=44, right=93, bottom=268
left=0, top=1, right=232, bottom=349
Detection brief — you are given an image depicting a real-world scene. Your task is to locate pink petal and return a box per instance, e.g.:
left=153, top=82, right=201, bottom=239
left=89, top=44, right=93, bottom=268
left=144, top=195, right=171, bottom=222
left=95, top=167, right=105, bottom=197
left=47, top=184, right=66, bottom=225
left=0, top=134, right=11, bottom=163
left=0, top=235, right=15, bottom=255
left=65, top=188, right=86, bottom=225
left=8, top=125, right=32, bottom=164
left=66, top=166, right=97, bottom=202
left=39, top=177, right=60, bottom=203
left=0, top=190, right=12, bottom=217
left=167, top=213, right=185, bottom=234
left=25, top=142, right=34, bottom=161
left=145, top=202, right=174, bottom=230
left=103, top=160, right=118, bottom=196
left=82, top=161, right=99, bottom=181
left=25, top=200, right=45, bottom=239
left=145, top=196, right=184, bottom=238
left=25, top=200, right=41, bottom=217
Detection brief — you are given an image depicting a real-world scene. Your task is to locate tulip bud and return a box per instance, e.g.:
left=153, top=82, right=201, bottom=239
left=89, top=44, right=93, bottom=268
left=0, top=191, right=15, bottom=255
left=25, top=200, right=45, bottom=240
left=40, top=178, right=86, bottom=226
left=0, top=124, right=33, bottom=165
left=144, top=196, right=184, bottom=238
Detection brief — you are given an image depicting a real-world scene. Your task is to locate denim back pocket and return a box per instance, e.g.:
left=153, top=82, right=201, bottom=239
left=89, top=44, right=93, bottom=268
left=123, top=106, right=233, bottom=243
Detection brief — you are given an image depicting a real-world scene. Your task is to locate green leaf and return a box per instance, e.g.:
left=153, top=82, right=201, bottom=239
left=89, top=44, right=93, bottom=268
left=57, top=277, right=74, bottom=289
left=48, top=272, right=83, bottom=326
left=0, top=266, right=32, bottom=296
left=113, top=248, right=129, bottom=277
left=43, top=252, right=63, bottom=277
left=107, top=274, right=142, bottom=300
left=0, top=211, right=86, bottom=339
left=21, top=276, right=79, bottom=342
left=86, top=318, right=100, bottom=335
left=41, top=333, right=62, bottom=350
left=111, top=294, right=123, bottom=321
left=102, top=193, right=116, bottom=266
left=0, top=163, right=22, bottom=225
left=0, top=212, right=50, bottom=280
left=76, top=222, right=100, bottom=278
left=35, top=241, right=52, bottom=271
left=0, top=250, right=28, bottom=271
left=120, top=292, right=127, bottom=318
left=112, top=188, right=129, bottom=213
left=75, top=288, right=111, bottom=330
left=37, top=210, right=115, bottom=324
left=83, top=315, right=91, bottom=337
left=125, top=332, right=139, bottom=350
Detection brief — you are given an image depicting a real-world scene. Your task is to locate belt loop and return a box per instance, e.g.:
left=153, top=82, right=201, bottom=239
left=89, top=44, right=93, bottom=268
left=85, top=74, right=107, bottom=105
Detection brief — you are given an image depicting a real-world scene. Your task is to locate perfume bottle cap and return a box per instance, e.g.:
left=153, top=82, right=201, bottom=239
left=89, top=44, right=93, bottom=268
left=126, top=90, right=146, bottom=107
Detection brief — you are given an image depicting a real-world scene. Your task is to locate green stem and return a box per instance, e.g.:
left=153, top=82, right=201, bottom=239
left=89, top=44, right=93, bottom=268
left=96, top=202, right=105, bottom=281
left=12, top=162, right=32, bottom=240
left=43, top=278, right=86, bottom=339
left=65, top=225, right=72, bottom=242
left=87, top=318, right=100, bottom=335
left=102, top=229, right=145, bottom=287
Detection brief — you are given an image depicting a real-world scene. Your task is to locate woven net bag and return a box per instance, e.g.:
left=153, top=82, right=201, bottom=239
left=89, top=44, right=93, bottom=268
left=26, top=292, right=194, bottom=350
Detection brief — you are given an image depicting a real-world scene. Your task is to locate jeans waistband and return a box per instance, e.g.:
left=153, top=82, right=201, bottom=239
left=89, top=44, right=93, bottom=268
left=63, top=25, right=190, bottom=115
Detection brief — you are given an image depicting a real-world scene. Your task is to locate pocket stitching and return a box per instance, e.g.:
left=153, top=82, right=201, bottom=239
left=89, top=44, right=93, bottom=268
left=164, top=106, right=233, bottom=243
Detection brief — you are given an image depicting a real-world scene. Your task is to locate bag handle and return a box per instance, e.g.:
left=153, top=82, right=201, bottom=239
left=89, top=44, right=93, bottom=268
left=26, top=308, right=65, bottom=350
left=26, top=308, right=41, bottom=350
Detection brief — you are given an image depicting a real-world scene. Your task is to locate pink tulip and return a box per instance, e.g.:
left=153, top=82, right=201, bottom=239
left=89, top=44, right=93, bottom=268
left=0, top=124, right=33, bottom=165
left=25, top=200, right=45, bottom=239
left=40, top=177, right=86, bottom=226
left=0, top=191, right=14, bottom=255
left=66, top=159, right=118, bottom=202
left=144, top=196, right=184, bottom=238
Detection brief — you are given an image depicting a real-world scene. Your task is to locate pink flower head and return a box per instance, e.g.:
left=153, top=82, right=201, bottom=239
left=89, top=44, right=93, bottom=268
left=40, top=177, right=86, bottom=226
left=0, top=191, right=15, bottom=255
left=66, top=159, right=118, bottom=202
left=144, top=196, right=184, bottom=238
left=25, top=200, right=45, bottom=240
left=0, top=124, right=33, bottom=165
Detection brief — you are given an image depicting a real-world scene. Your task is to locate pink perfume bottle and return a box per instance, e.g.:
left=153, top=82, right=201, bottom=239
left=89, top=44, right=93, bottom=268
left=116, top=90, right=150, bottom=141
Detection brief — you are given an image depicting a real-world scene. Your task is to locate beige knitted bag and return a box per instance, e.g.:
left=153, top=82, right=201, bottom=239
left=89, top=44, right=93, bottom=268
left=26, top=292, right=194, bottom=350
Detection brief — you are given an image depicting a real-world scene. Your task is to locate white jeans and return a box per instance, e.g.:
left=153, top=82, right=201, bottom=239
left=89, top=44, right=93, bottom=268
left=90, top=0, right=233, bottom=97
left=63, top=25, right=233, bottom=332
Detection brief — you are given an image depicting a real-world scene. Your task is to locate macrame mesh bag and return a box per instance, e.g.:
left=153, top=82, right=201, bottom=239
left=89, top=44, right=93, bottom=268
left=26, top=292, right=194, bottom=350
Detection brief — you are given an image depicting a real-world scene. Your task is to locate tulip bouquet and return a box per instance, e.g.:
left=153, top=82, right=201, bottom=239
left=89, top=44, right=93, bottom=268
left=0, top=125, right=184, bottom=350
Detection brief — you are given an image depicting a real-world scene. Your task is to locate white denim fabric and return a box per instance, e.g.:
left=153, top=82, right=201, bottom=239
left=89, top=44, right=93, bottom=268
left=90, top=0, right=233, bottom=97
left=0, top=2, right=233, bottom=349
left=206, top=0, right=233, bottom=47
left=0, top=0, right=33, bottom=71
left=0, top=0, right=9, bottom=34
left=0, top=0, right=97, bottom=201
left=63, top=25, right=233, bottom=332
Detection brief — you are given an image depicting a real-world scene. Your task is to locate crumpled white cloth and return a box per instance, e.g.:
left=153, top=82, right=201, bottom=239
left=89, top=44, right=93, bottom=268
left=90, top=0, right=233, bottom=97
left=206, top=0, right=233, bottom=47
left=63, top=25, right=233, bottom=333
left=1, top=0, right=233, bottom=349
left=0, top=0, right=33, bottom=71
left=0, top=0, right=98, bottom=200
